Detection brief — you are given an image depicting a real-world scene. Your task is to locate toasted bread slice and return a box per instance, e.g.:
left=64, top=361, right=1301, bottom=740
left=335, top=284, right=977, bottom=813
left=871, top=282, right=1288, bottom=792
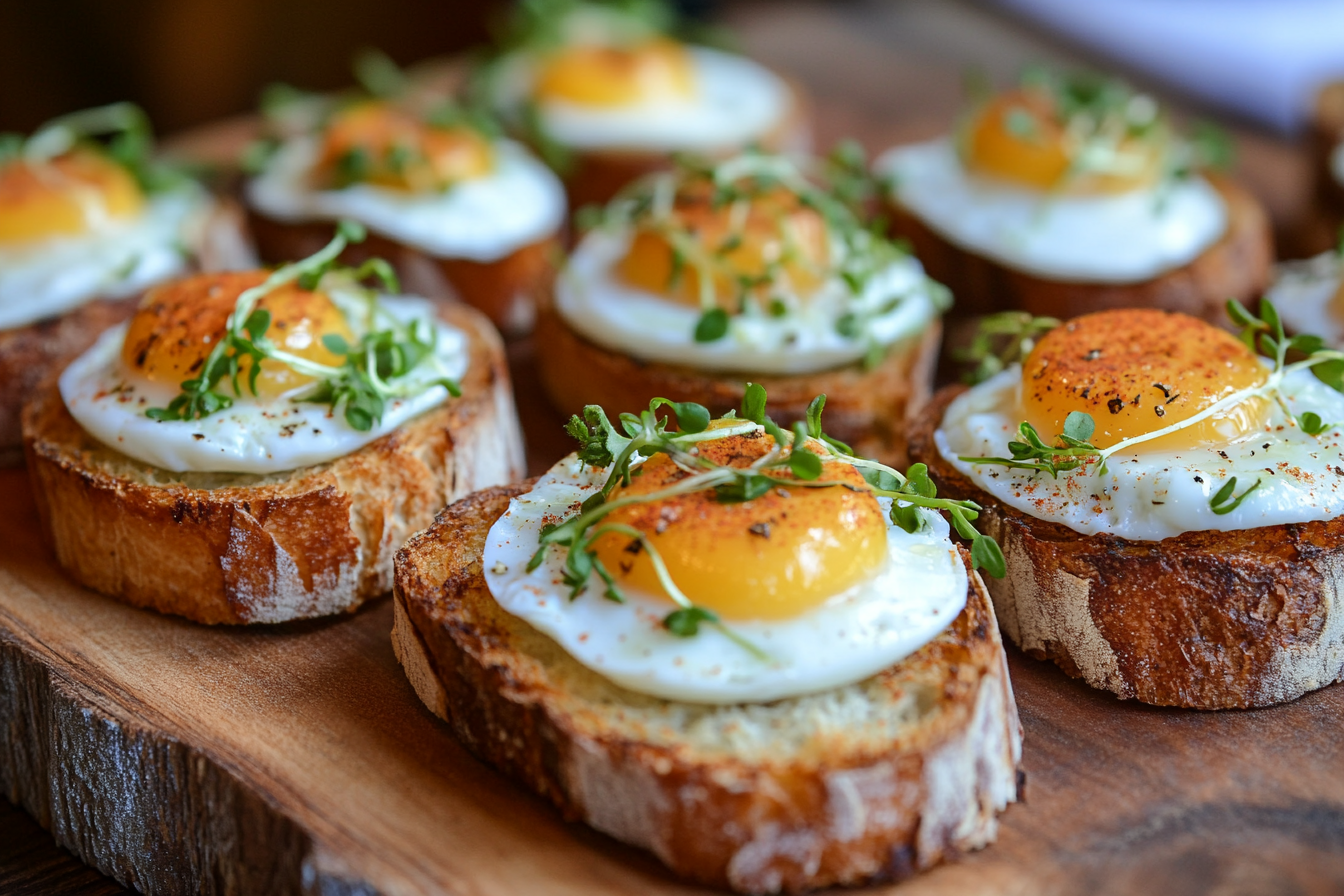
left=909, top=385, right=1344, bottom=710
left=888, top=174, right=1272, bottom=324
left=556, top=79, right=812, bottom=209
left=247, top=208, right=560, bottom=337
left=22, top=301, right=524, bottom=625
left=534, top=305, right=940, bottom=469
left=392, top=481, right=1022, bottom=894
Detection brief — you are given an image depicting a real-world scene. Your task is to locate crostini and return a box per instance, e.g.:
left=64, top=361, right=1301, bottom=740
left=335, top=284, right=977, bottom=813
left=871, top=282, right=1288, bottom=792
left=877, top=67, right=1272, bottom=323
left=535, top=148, right=948, bottom=467
left=475, top=0, right=810, bottom=207
left=24, top=224, right=523, bottom=624
left=0, top=102, right=247, bottom=463
left=394, top=391, right=1019, bottom=893
left=244, top=65, right=566, bottom=336
left=910, top=306, right=1344, bottom=709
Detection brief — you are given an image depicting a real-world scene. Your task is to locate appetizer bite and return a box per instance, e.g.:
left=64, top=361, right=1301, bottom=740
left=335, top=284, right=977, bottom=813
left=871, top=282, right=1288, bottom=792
left=0, top=103, right=244, bottom=462
left=878, top=67, right=1272, bottom=322
left=24, top=224, right=524, bottom=624
left=477, top=0, right=809, bottom=206
left=909, top=306, right=1344, bottom=709
left=536, top=148, right=949, bottom=466
left=393, top=390, right=1019, bottom=893
left=244, top=61, right=566, bottom=335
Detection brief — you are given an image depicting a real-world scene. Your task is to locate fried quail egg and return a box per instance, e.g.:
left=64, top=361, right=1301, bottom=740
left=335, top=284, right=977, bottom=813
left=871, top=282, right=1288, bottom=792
left=0, top=148, right=211, bottom=330
left=556, top=157, right=945, bottom=375
left=61, top=270, right=467, bottom=474
left=936, top=309, right=1344, bottom=540
left=483, top=429, right=968, bottom=704
left=878, top=137, right=1226, bottom=283
left=490, top=42, right=794, bottom=153
left=247, top=101, right=565, bottom=263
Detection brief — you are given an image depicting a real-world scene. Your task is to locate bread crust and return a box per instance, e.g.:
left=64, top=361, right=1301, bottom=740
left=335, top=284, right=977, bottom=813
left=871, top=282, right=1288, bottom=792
left=247, top=207, right=560, bottom=337
left=908, top=385, right=1344, bottom=710
left=556, top=78, right=813, bottom=209
left=392, top=482, right=1022, bottom=894
left=887, top=174, right=1273, bottom=324
left=22, top=302, right=525, bottom=625
left=534, top=304, right=940, bottom=469
left=0, top=294, right=140, bottom=464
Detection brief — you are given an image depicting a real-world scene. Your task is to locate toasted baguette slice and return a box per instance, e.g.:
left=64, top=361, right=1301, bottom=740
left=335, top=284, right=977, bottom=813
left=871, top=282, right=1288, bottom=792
left=0, top=201, right=254, bottom=464
left=534, top=305, right=940, bottom=469
left=247, top=208, right=560, bottom=337
left=909, top=385, right=1344, bottom=710
left=392, top=481, right=1022, bottom=894
left=888, top=174, right=1272, bottom=324
left=22, top=301, right=524, bottom=625
left=556, top=79, right=812, bottom=209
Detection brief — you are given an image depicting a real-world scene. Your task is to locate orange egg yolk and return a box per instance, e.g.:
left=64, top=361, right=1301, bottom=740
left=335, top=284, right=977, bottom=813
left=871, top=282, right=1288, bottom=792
left=122, top=271, right=353, bottom=399
left=316, top=102, right=493, bottom=192
left=536, top=39, right=695, bottom=107
left=962, top=89, right=1160, bottom=194
left=1021, top=309, right=1269, bottom=452
left=0, top=151, right=144, bottom=243
left=590, top=432, right=888, bottom=621
left=616, top=186, right=830, bottom=309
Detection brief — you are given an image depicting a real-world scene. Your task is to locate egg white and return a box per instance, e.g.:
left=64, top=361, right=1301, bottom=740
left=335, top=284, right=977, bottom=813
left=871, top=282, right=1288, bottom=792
left=936, top=364, right=1344, bottom=541
left=877, top=138, right=1228, bottom=283
left=482, top=449, right=968, bottom=704
left=60, top=292, right=468, bottom=474
left=490, top=46, right=795, bottom=153
left=246, top=137, right=565, bottom=263
left=555, top=226, right=943, bottom=375
left=1268, top=250, right=1343, bottom=345
left=0, top=184, right=210, bottom=331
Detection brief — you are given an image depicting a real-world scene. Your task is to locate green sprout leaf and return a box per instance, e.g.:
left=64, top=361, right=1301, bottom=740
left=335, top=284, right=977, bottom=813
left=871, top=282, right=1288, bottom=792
left=663, top=606, right=719, bottom=637
left=1210, top=476, right=1261, bottom=516
left=694, top=308, right=730, bottom=342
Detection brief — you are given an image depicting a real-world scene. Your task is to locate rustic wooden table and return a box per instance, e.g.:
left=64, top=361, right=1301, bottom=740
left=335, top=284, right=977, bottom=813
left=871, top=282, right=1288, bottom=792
left=0, top=1, right=1328, bottom=894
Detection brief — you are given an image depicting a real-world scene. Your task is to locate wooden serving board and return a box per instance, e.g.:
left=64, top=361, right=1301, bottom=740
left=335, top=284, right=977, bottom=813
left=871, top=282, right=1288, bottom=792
left=3, top=342, right=1344, bottom=896
left=3, top=4, right=1343, bottom=892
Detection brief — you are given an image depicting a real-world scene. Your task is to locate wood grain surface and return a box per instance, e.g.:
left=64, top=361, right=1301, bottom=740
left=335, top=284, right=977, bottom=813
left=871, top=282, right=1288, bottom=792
left=0, top=1, right=1338, bottom=894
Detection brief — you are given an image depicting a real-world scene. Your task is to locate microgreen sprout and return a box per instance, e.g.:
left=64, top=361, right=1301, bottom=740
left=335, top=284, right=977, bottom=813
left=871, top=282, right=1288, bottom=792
left=146, top=220, right=461, bottom=431
left=531, top=384, right=1005, bottom=658
left=0, top=102, right=186, bottom=193
left=1209, top=476, right=1261, bottom=516
left=955, top=311, right=1061, bottom=385
left=958, top=298, right=1344, bottom=515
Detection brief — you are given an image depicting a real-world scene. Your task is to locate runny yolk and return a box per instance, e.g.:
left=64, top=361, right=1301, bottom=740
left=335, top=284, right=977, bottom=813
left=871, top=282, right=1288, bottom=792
left=590, top=432, right=888, bottom=621
left=615, top=186, right=830, bottom=309
left=122, top=271, right=353, bottom=399
left=0, top=151, right=144, bottom=242
left=1021, top=309, right=1269, bottom=452
left=962, top=89, right=1160, bottom=194
left=535, top=39, right=695, bottom=107
left=316, top=101, right=493, bottom=192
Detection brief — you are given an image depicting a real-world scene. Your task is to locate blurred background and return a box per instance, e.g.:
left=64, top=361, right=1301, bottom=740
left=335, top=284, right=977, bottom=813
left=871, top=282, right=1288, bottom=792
left=3, top=0, right=1343, bottom=137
